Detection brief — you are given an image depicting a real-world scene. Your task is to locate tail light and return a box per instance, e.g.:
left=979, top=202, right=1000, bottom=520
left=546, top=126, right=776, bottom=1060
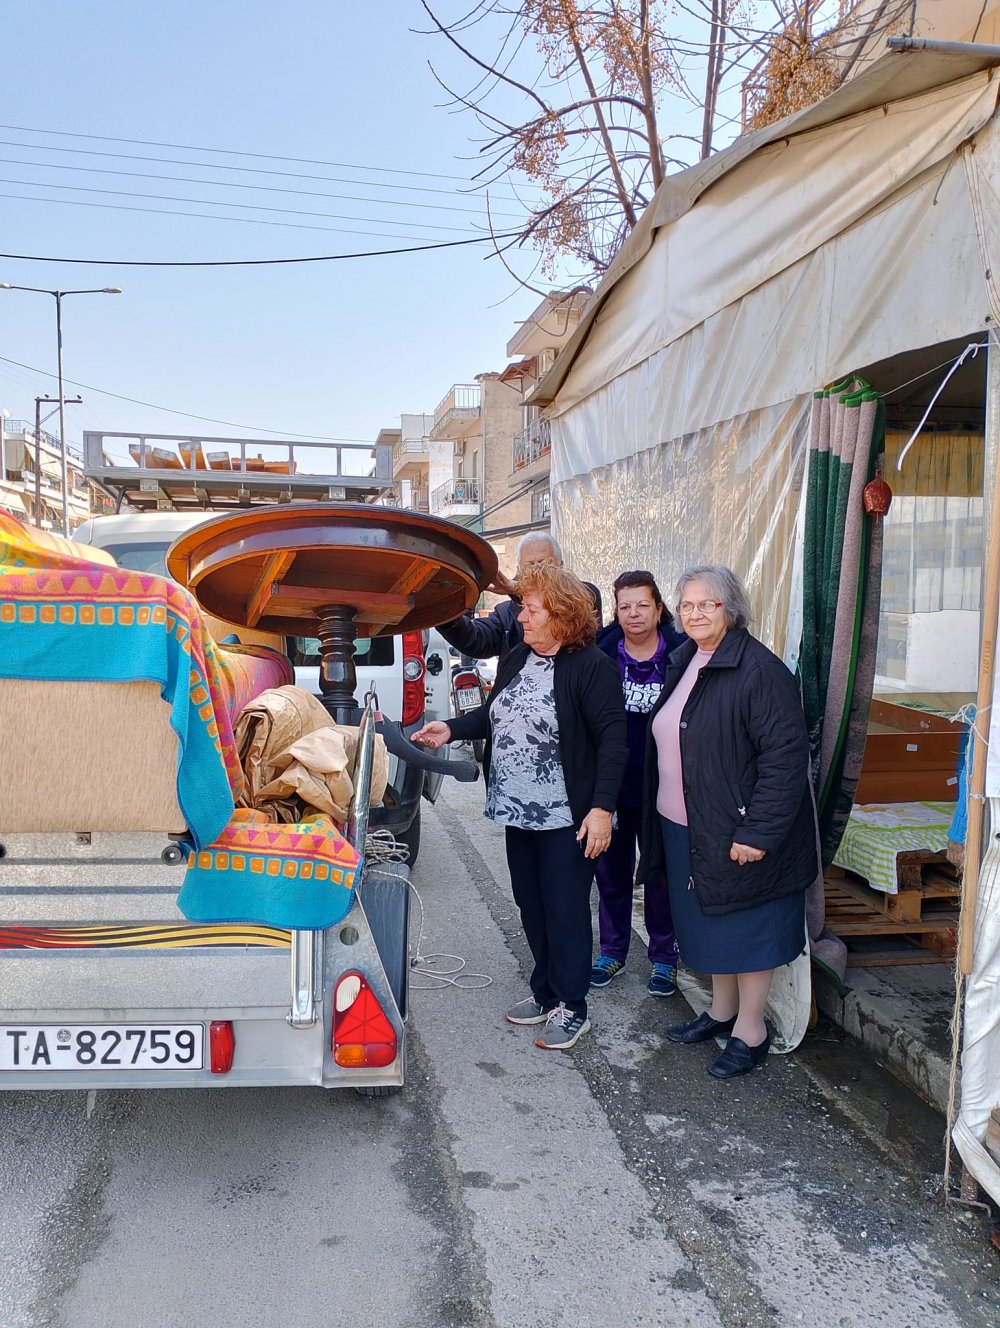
left=402, top=630, right=425, bottom=727
left=333, top=971, right=397, bottom=1068
left=209, top=1020, right=236, bottom=1074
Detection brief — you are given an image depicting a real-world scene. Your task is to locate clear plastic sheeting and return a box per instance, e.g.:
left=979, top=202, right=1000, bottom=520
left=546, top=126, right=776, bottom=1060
left=553, top=395, right=811, bottom=660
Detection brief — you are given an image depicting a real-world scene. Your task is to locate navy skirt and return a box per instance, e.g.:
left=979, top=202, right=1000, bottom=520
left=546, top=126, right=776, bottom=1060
left=660, top=816, right=806, bottom=974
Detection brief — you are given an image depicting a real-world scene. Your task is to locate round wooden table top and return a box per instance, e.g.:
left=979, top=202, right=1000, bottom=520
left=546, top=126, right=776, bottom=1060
left=165, top=502, right=499, bottom=638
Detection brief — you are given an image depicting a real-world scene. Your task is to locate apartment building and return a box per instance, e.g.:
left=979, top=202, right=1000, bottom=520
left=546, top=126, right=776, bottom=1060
left=0, top=419, right=110, bottom=531
left=384, top=289, right=591, bottom=586
left=500, top=289, right=591, bottom=550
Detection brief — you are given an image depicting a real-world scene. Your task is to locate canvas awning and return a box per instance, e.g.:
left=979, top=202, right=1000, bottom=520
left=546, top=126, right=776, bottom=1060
left=533, top=45, right=1000, bottom=415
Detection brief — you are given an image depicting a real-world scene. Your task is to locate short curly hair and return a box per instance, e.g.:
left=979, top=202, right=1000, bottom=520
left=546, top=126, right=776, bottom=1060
left=516, top=564, right=596, bottom=651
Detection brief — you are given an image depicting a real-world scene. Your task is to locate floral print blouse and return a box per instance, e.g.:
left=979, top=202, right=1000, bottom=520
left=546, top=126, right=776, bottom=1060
left=484, top=652, right=573, bottom=830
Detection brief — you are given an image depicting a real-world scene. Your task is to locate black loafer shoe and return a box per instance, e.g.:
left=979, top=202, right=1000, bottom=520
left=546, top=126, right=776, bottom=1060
left=707, top=1033, right=771, bottom=1078
left=665, top=1011, right=737, bottom=1044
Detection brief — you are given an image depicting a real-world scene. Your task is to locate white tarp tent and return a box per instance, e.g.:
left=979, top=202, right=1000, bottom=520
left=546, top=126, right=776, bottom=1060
left=535, top=45, right=1000, bottom=1204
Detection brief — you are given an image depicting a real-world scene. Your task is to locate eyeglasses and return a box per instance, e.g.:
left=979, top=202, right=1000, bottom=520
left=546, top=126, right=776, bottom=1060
left=676, top=599, right=722, bottom=617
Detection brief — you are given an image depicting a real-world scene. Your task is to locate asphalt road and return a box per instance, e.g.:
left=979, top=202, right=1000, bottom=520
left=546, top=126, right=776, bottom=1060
left=0, top=778, right=997, bottom=1327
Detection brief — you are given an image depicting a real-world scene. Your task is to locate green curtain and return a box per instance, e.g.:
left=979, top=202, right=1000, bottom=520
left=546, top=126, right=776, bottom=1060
left=800, top=379, right=885, bottom=864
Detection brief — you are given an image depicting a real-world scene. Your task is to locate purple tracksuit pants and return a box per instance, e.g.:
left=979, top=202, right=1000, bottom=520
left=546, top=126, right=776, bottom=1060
left=594, top=801, right=677, bottom=966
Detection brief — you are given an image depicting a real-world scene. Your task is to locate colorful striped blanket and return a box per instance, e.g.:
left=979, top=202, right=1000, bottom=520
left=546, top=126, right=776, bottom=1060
left=0, top=514, right=360, bottom=929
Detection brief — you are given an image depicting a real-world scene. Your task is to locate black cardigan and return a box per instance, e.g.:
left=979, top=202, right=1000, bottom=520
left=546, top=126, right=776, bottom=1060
left=446, top=642, right=627, bottom=825
left=638, top=628, right=817, bottom=915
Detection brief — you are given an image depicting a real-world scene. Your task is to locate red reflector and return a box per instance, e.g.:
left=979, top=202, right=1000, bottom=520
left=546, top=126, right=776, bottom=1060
left=333, top=972, right=398, bottom=1069
left=209, top=1020, right=236, bottom=1074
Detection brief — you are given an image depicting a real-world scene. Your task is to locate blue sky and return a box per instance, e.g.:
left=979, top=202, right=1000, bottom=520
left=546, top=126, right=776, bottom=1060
left=0, top=2, right=554, bottom=461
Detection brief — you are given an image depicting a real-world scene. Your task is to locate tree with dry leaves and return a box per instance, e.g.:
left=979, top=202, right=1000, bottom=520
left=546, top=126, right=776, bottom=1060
left=421, top=1, right=910, bottom=277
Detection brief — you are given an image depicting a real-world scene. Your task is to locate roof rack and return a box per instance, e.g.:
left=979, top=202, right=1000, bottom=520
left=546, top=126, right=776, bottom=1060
left=83, top=431, right=398, bottom=512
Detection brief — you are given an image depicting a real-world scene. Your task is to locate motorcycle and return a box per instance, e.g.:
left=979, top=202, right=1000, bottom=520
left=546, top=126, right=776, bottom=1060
left=450, top=661, right=488, bottom=762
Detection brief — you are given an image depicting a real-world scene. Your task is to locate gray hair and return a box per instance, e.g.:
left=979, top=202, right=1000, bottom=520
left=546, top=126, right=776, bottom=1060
left=517, top=531, right=563, bottom=565
left=673, top=565, right=752, bottom=633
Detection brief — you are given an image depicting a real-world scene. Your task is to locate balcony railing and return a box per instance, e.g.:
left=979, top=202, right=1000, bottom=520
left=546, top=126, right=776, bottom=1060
left=434, top=383, right=480, bottom=421
left=393, top=435, right=429, bottom=471
left=430, top=476, right=482, bottom=514
left=512, top=417, right=552, bottom=471
left=431, top=383, right=481, bottom=440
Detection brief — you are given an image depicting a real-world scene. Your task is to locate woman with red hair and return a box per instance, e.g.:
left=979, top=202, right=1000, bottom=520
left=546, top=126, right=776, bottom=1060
left=413, top=565, right=627, bottom=1051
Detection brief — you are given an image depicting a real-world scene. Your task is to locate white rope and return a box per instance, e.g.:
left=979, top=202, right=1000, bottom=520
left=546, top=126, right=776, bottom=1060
left=894, top=341, right=986, bottom=473
left=362, top=828, right=493, bottom=991
left=406, top=877, right=493, bottom=991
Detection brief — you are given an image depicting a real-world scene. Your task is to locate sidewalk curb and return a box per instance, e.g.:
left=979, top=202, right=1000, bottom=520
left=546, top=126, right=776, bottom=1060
left=812, top=966, right=953, bottom=1114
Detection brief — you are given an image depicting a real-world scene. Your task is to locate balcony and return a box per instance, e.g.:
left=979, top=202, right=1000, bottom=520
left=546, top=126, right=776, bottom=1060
left=408, top=484, right=429, bottom=513
left=392, top=433, right=429, bottom=479
left=512, top=416, right=551, bottom=474
left=431, top=383, right=481, bottom=441
left=431, top=475, right=482, bottom=519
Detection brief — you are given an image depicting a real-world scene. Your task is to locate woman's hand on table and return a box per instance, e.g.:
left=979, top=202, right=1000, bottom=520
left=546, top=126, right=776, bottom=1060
left=411, top=721, right=452, bottom=750
left=730, top=841, right=766, bottom=865
left=577, top=808, right=613, bottom=859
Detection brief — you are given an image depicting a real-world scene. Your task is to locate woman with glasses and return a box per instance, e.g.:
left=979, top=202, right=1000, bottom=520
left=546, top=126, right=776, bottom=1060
left=639, top=566, right=816, bottom=1079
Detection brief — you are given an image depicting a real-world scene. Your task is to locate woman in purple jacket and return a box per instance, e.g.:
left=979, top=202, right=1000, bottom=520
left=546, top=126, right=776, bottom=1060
left=592, top=571, right=685, bottom=997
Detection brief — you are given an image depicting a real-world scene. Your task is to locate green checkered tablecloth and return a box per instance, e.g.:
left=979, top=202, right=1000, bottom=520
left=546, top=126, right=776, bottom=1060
left=832, top=801, right=954, bottom=896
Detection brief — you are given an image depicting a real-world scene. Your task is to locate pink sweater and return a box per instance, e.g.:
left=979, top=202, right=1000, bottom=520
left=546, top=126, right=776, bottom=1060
left=651, top=648, right=716, bottom=825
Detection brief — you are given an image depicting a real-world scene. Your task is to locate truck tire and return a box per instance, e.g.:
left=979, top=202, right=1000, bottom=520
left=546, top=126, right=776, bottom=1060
left=398, top=809, right=420, bottom=868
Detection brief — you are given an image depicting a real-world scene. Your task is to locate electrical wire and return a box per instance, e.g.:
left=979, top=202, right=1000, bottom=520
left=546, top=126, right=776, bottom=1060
left=0, top=175, right=490, bottom=234
left=0, top=152, right=528, bottom=220
left=0, top=122, right=514, bottom=185
left=0, top=139, right=544, bottom=208
left=0, top=227, right=522, bottom=267
left=0, top=352, right=383, bottom=442
left=0, top=189, right=504, bottom=243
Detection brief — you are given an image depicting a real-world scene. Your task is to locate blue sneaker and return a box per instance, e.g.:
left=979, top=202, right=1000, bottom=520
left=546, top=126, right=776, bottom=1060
left=647, top=963, right=677, bottom=997
left=590, top=955, right=625, bottom=987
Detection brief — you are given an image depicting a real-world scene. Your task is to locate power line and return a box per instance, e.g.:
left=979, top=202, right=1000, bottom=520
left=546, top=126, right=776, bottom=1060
left=0, top=190, right=518, bottom=244
left=0, top=351, right=383, bottom=442
left=0, top=175, right=490, bottom=234
left=0, top=152, right=529, bottom=220
left=0, top=138, right=546, bottom=206
left=0, top=122, right=549, bottom=194
left=0, top=224, right=521, bottom=266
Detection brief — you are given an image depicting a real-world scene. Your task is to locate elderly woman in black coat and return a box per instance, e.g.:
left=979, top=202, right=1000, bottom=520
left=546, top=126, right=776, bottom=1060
left=639, top=565, right=816, bottom=1079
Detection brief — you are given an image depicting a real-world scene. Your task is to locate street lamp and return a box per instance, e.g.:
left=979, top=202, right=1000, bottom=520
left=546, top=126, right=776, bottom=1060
left=0, top=283, right=121, bottom=534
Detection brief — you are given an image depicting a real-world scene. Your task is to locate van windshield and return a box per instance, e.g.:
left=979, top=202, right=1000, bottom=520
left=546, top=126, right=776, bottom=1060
left=100, top=542, right=170, bottom=576
left=292, top=637, right=394, bottom=667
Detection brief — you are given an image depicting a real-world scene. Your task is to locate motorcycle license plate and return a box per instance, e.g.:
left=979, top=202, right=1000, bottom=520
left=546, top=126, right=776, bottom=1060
left=456, top=688, right=482, bottom=710
left=0, top=1023, right=204, bottom=1071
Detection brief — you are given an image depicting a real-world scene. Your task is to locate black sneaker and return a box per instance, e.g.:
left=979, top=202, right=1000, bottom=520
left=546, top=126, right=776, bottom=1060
left=589, top=956, right=625, bottom=988
left=647, top=963, right=677, bottom=997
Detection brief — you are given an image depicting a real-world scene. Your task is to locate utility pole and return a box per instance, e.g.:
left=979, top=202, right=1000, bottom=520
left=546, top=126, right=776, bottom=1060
left=34, top=394, right=81, bottom=528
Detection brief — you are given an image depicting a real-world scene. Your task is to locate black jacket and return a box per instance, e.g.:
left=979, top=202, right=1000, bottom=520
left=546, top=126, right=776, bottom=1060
left=438, top=583, right=604, bottom=664
left=595, top=619, right=687, bottom=660
left=638, top=628, right=817, bottom=915
left=447, top=642, right=627, bottom=825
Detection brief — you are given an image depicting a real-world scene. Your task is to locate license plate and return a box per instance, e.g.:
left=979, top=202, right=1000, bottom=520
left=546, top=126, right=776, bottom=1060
left=0, top=1024, right=205, bottom=1071
left=456, top=688, right=482, bottom=710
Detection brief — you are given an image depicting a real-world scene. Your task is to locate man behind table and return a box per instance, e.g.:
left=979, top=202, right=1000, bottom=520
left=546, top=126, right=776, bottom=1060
left=436, top=533, right=602, bottom=663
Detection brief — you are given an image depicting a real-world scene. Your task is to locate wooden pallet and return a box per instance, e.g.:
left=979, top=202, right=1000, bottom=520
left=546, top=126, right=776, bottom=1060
left=824, top=878, right=959, bottom=965
left=827, top=853, right=959, bottom=924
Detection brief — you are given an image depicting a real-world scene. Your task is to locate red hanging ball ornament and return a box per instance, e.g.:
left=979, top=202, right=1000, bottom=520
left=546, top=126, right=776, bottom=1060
left=863, top=474, right=892, bottom=519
